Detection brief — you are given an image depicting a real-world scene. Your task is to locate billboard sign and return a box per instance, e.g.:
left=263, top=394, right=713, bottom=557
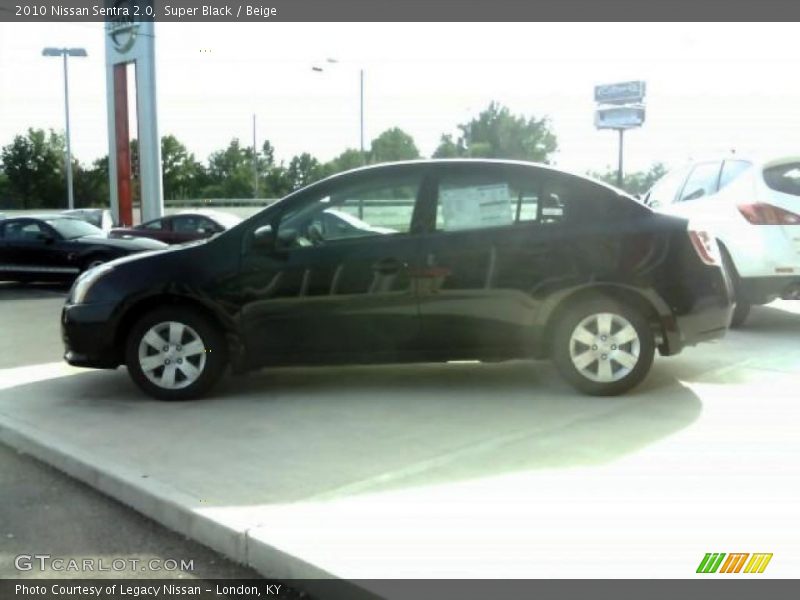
left=594, top=81, right=646, bottom=105
left=594, top=105, right=646, bottom=130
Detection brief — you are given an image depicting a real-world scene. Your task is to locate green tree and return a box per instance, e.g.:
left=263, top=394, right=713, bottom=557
left=322, top=148, right=365, bottom=177
left=369, top=127, right=420, bottom=163
left=286, top=153, right=322, bottom=191
left=433, top=102, right=558, bottom=162
left=0, top=128, right=66, bottom=208
left=161, top=134, right=205, bottom=200
left=0, top=169, right=11, bottom=209
left=202, top=138, right=255, bottom=198
left=588, top=162, right=667, bottom=196
left=73, top=156, right=109, bottom=208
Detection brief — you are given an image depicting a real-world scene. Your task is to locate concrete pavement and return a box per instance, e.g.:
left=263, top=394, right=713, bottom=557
left=1, top=283, right=799, bottom=595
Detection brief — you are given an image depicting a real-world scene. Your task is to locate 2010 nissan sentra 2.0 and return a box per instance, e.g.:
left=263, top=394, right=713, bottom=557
left=62, top=160, right=734, bottom=400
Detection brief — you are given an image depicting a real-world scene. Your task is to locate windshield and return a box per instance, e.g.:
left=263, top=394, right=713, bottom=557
left=45, top=217, right=104, bottom=240
left=210, top=212, right=242, bottom=229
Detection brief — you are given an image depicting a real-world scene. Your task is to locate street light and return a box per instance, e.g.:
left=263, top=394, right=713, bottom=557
left=42, top=47, right=87, bottom=211
left=312, top=58, right=365, bottom=159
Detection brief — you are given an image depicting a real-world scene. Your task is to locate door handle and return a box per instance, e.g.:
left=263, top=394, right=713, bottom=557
left=372, top=258, right=406, bottom=274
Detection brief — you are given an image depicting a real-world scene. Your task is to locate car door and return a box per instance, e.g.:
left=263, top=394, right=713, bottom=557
left=171, top=215, right=206, bottom=243
left=412, top=164, right=576, bottom=356
left=0, top=219, right=74, bottom=277
left=236, top=166, right=428, bottom=365
left=659, top=161, right=723, bottom=219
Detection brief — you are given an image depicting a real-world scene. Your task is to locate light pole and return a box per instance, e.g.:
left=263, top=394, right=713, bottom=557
left=312, top=58, right=365, bottom=161
left=42, top=47, right=87, bottom=211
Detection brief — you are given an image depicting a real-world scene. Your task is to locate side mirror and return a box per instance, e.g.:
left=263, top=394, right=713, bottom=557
left=252, top=224, right=275, bottom=250
left=36, top=232, right=55, bottom=244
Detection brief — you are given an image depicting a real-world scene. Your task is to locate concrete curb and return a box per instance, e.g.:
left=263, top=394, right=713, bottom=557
left=0, top=413, right=340, bottom=583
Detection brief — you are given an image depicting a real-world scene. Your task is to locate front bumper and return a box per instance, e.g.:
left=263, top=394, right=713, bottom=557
left=62, top=301, right=121, bottom=369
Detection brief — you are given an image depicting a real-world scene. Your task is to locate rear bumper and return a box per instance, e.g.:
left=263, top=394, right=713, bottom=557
left=61, top=301, right=121, bottom=369
left=660, top=265, right=734, bottom=355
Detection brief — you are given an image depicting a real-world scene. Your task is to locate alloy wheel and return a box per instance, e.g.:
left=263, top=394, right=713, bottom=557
left=568, top=312, right=641, bottom=383
left=137, top=321, right=207, bottom=390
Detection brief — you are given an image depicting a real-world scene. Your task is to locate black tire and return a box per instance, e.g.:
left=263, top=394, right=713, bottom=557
left=81, top=255, right=110, bottom=273
left=125, top=306, right=227, bottom=401
left=552, top=297, right=655, bottom=396
left=721, top=249, right=750, bottom=328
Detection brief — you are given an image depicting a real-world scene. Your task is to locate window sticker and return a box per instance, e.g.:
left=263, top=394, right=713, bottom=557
left=440, top=183, right=514, bottom=231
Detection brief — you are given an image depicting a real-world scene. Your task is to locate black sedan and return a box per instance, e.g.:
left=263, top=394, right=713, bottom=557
left=0, top=215, right=167, bottom=283
left=62, top=160, right=733, bottom=400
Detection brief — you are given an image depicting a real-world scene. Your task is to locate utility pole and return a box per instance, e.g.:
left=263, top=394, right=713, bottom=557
left=359, top=68, right=365, bottom=161
left=42, top=47, right=87, bottom=210
left=617, top=129, right=624, bottom=188
left=252, top=114, right=258, bottom=198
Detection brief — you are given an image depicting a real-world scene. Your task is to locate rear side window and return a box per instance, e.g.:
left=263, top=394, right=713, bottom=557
left=433, top=168, right=638, bottom=233
left=719, top=160, right=752, bottom=190
left=433, top=169, right=564, bottom=233
left=763, top=162, right=800, bottom=196
left=678, top=162, right=722, bottom=202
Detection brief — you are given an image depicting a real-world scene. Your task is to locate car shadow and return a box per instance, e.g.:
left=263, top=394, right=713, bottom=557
left=0, top=359, right=702, bottom=505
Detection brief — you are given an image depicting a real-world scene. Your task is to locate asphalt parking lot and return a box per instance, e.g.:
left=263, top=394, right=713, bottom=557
left=1, top=281, right=799, bottom=588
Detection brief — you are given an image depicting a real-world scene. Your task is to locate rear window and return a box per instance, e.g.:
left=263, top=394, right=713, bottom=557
left=763, top=163, right=800, bottom=197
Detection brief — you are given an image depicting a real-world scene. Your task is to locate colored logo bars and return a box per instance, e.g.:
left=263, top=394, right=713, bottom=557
left=696, top=553, right=773, bottom=574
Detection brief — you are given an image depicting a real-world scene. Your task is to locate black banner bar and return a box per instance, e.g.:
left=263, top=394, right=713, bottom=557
left=3, top=0, right=800, bottom=22
left=1, top=579, right=799, bottom=600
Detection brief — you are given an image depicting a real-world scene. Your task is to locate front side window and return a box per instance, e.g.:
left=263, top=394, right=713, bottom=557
left=719, top=160, right=752, bottom=190
left=678, top=162, right=722, bottom=202
left=173, top=216, right=203, bottom=233
left=276, top=173, right=420, bottom=248
left=646, top=166, right=690, bottom=208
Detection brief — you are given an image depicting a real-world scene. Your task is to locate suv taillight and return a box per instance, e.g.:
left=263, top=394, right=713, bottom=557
left=737, top=202, right=800, bottom=225
left=688, top=230, right=721, bottom=266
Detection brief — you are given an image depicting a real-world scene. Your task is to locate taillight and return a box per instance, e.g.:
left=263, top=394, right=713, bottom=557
left=737, top=202, right=800, bottom=225
left=688, top=230, right=721, bottom=266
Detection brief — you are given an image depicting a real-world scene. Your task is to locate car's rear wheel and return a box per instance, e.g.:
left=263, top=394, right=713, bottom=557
left=125, top=307, right=227, bottom=401
left=552, top=297, right=655, bottom=396
left=721, top=250, right=750, bottom=328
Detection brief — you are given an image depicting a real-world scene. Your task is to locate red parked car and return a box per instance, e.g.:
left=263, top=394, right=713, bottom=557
left=109, top=211, right=242, bottom=245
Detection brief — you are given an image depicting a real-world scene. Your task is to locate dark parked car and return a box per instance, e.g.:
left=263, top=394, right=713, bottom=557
left=109, top=210, right=242, bottom=245
left=0, top=215, right=167, bottom=283
left=62, top=160, right=733, bottom=400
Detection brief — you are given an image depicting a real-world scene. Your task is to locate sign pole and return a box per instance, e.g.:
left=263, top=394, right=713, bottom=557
left=617, top=128, right=624, bottom=188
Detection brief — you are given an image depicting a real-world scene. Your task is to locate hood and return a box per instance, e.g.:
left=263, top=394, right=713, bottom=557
left=76, top=234, right=168, bottom=251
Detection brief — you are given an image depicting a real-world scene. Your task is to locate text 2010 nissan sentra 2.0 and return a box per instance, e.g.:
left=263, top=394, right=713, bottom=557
left=62, top=160, right=734, bottom=400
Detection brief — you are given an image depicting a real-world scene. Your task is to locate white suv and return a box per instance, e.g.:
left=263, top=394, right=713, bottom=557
left=644, top=156, right=800, bottom=326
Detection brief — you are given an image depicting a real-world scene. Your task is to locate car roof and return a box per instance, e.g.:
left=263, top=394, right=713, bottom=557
left=313, top=158, right=633, bottom=199
left=667, top=155, right=800, bottom=170
left=3, top=214, right=78, bottom=221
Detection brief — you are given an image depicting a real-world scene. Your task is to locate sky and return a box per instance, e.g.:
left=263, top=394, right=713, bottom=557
left=2, top=21, right=800, bottom=176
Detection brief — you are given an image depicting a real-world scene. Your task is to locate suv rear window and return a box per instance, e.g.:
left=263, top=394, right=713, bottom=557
left=763, top=163, right=800, bottom=196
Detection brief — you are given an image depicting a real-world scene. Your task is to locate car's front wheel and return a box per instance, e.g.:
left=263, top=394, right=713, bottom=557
left=552, top=297, right=655, bottom=396
left=125, top=307, right=227, bottom=401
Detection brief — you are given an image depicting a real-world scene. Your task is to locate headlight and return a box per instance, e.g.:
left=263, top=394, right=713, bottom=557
left=71, top=263, right=115, bottom=304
